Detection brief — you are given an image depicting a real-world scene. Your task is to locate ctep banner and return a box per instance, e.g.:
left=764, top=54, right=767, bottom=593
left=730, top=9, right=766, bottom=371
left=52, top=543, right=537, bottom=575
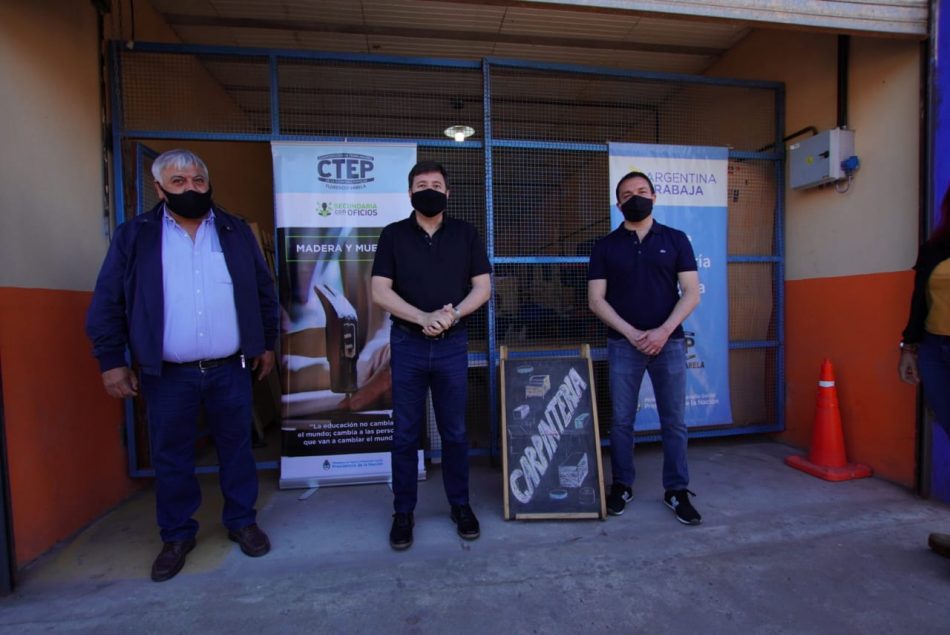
left=272, top=141, right=424, bottom=488
left=607, top=143, right=733, bottom=428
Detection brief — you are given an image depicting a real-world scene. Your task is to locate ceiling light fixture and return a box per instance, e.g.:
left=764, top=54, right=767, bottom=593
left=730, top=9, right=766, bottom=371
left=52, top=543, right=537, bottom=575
left=444, top=125, right=475, bottom=142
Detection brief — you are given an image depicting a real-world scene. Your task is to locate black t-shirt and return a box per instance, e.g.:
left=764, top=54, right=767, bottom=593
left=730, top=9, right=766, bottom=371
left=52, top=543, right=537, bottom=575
left=372, top=213, right=491, bottom=329
left=587, top=220, right=697, bottom=340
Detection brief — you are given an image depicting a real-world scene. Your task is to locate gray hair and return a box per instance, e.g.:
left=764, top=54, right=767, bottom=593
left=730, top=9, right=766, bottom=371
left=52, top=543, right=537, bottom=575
left=150, top=149, right=210, bottom=182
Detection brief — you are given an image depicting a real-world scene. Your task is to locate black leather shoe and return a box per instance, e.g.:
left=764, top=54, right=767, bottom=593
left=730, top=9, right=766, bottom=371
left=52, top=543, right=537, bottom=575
left=929, top=532, right=950, bottom=558
left=390, top=512, right=414, bottom=550
left=150, top=538, right=196, bottom=582
left=228, top=523, right=271, bottom=557
left=450, top=504, right=480, bottom=540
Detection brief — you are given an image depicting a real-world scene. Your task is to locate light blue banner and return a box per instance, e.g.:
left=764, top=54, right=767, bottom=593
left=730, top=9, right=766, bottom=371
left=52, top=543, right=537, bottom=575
left=608, top=143, right=732, bottom=428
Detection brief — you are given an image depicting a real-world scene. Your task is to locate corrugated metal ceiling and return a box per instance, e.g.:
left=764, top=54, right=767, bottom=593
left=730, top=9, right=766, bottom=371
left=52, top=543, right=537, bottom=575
left=148, top=0, right=757, bottom=75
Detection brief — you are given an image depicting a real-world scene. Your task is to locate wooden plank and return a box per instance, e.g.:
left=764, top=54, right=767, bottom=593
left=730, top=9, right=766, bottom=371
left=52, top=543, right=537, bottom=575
left=514, top=512, right=602, bottom=519
left=515, top=0, right=928, bottom=37
left=162, top=13, right=726, bottom=55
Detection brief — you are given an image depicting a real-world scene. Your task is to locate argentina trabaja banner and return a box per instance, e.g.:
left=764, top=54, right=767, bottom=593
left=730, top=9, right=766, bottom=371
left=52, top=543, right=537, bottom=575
left=272, top=142, right=423, bottom=488
left=607, top=142, right=732, bottom=428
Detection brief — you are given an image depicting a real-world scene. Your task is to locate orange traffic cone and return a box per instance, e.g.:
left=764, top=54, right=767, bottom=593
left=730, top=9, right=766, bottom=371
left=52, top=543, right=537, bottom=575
left=785, top=359, right=872, bottom=481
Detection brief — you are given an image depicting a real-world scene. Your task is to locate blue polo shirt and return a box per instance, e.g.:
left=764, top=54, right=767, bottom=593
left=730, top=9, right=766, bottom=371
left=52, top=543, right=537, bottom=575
left=587, top=220, right=697, bottom=340
left=372, top=213, right=491, bottom=331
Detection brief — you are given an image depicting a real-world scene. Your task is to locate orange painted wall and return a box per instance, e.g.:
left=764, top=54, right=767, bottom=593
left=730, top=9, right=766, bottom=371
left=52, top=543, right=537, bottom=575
left=784, top=271, right=918, bottom=486
left=0, top=287, right=138, bottom=565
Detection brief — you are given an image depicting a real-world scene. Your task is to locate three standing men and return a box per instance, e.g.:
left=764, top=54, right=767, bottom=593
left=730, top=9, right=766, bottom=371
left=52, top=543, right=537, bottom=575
left=86, top=149, right=279, bottom=581
left=371, top=161, right=492, bottom=549
left=588, top=171, right=703, bottom=525
left=88, top=151, right=698, bottom=573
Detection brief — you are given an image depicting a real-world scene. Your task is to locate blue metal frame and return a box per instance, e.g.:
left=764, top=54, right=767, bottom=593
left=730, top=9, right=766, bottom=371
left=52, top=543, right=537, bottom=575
left=110, top=40, right=786, bottom=476
left=482, top=59, right=500, bottom=460
left=775, top=85, right=787, bottom=435
left=134, top=143, right=158, bottom=217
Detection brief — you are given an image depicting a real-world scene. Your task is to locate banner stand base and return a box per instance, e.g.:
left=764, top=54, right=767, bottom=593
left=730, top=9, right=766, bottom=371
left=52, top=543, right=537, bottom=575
left=297, top=487, right=319, bottom=501
left=279, top=468, right=426, bottom=491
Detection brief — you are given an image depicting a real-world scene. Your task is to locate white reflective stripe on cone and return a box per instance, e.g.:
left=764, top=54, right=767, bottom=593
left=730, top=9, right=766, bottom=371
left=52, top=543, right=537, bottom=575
left=818, top=380, right=835, bottom=387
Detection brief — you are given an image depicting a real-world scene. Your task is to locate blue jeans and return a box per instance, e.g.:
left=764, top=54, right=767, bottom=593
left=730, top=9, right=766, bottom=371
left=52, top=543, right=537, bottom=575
left=918, top=332, right=950, bottom=437
left=141, top=358, right=258, bottom=542
left=390, top=326, right=470, bottom=513
left=608, top=337, right=689, bottom=490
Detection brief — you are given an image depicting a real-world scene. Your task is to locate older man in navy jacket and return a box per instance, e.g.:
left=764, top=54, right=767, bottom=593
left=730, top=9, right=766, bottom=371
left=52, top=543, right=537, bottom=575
left=86, top=149, right=279, bottom=582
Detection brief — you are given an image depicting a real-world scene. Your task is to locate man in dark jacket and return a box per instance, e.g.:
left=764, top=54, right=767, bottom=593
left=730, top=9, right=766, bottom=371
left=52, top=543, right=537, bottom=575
left=86, top=149, right=279, bottom=581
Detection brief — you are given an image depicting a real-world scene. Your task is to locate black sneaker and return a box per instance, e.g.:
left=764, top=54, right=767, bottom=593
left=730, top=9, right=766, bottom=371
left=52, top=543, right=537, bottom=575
left=390, top=512, right=414, bottom=550
left=664, top=489, right=702, bottom=525
left=606, top=483, right=633, bottom=516
left=450, top=504, right=480, bottom=540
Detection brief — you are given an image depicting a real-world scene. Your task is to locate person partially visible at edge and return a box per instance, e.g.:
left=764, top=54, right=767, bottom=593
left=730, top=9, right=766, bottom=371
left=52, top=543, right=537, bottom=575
left=85, top=149, right=279, bottom=582
left=587, top=171, right=703, bottom=525
left=370, top=160, right=491, bottom=550
left=898, top=183, right=950, bottom=559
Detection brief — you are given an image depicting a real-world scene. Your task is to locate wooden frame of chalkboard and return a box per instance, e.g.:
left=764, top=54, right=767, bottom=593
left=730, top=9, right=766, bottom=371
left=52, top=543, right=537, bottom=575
left=500, top=345, right=607, bottom=520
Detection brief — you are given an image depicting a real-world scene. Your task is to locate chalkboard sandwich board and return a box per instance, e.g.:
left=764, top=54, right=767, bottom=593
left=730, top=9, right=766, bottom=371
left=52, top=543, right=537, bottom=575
left=500, top=345, right=606, bottom=520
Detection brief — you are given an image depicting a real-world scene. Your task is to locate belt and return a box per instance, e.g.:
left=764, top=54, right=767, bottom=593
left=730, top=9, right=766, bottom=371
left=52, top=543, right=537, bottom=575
left=164, top=352, right=244, bottom=371
left=395, top=322, right=456, bottom=341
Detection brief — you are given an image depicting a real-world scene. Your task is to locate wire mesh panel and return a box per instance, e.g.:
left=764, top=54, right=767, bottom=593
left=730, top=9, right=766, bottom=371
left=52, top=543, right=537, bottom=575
left=728, top=159, right=777, bottom=256
left=728, top=263, right=777, bottom=342
left=489, top=66, right=776, bottom=152
left=277, top=59, right=483, bottom=140
left=121, top=52, right=270, bottom=134
left=492, top=148, right=608, bottom=257
left=465, top=366, right=492, bottom=452
left=490, top=68, right=664, bottom=144
left=136, top=144, right=161, bottom=215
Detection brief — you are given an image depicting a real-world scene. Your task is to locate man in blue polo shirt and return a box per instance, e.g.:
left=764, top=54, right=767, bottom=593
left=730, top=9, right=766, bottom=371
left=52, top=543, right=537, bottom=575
left=588, top=171, right=702, bottom=525
left=371, top=160, right=492, bottom=550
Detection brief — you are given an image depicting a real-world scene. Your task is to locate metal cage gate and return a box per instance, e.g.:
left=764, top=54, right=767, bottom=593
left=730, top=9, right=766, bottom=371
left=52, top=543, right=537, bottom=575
left=110, top=41, right=785, bottom=474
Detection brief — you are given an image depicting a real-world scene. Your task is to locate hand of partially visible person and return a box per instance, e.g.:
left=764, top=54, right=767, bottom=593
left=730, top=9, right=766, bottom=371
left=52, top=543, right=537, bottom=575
left=636, top=327, right=671, bottom=356
left=252, top=350, right=275, bottom=381
left=898, top=349, right=920, bottom=384
left=102, top=366, right=139, bottom=398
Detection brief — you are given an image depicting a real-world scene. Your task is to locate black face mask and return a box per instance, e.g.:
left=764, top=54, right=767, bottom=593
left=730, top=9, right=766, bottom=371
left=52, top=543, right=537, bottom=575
left=411, top=188, right=447, bottom=218
left=620, top=194, right=653, bottom=223
left=160, top=184, right=214, bottom=219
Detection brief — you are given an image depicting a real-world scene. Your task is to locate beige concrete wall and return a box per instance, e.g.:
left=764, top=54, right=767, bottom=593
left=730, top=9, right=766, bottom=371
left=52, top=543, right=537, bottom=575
left=704, top=29, right=923, bottom=484
left=706, top=30, right=921, bottom=281
left=0, top=0, right=104, bottom=291
left=0, top=0, right=276, bottom=289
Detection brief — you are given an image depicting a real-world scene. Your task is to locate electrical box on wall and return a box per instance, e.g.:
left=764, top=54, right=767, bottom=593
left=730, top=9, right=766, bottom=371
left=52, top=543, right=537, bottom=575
left=788, top=128, right=855, bottom=190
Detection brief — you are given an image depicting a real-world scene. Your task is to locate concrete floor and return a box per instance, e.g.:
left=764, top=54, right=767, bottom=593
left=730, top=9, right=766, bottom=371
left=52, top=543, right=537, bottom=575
left=1, top=439, right=949, bottom=634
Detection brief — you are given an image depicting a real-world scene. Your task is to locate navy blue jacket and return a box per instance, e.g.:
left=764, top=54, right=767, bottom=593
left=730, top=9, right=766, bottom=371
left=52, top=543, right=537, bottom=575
left=86, top=203, right=279, bottom=375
